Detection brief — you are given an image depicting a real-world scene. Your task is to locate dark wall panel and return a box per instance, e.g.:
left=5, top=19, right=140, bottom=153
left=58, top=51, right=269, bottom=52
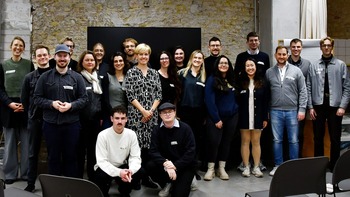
left=87, top=27, right=201, bottom=69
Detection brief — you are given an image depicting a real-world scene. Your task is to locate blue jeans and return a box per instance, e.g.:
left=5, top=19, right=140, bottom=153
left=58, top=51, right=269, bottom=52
left=270, top=109, right=299, bottom=166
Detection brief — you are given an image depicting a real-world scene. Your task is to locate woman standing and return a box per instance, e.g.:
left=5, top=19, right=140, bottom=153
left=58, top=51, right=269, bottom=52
left=173, top=46, right=186, bottom=70
left=123, top=43, right=162, bottom=187
left=177, top=50, right=206, bottom=187
left=101, top=52, right=130, bottom=129
left=203, top=55, right=239, bottom=181
left=158, top=51, right=181, bottom=105
left=76, top=51, right=102, bottom=182
left=92, top=42, right=109, bottom=77
left=238, top=58, right=268, bottom=178
left=0, top=36, right=34, bottom=183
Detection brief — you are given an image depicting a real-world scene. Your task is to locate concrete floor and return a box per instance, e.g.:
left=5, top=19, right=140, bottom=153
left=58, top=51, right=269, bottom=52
left=4, top=168, right=350, bottom=197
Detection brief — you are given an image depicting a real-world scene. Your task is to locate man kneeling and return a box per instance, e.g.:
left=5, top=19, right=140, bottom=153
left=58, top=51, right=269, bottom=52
left=147, top=102, right=196, bottom=197
left=94, top=106, right=141, bottom=197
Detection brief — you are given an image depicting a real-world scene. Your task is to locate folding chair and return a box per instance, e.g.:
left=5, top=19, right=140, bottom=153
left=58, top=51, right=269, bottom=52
left=245, top=156, right=329, bottom=197
left=39, top=174, right=104, bottom=197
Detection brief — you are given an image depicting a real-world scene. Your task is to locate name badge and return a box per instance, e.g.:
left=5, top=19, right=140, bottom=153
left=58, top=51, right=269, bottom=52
left=257, top=61, right=265, bottom=65
left=86, top=87, right=92, bottom=90
left=285, top=76, right=295, bottom=80
left=63, top=86, right=73, bottom=90
left=169, top=83, right=175, bottom=87
left=5, top=70, right=15, bottom=74
left=196, top=82, right=205, bottom=87
left=99, top=75, right=104, bottom=79
left=240, top=90, right=246, bottom=94
left=171, top=141, right=178, bottom=145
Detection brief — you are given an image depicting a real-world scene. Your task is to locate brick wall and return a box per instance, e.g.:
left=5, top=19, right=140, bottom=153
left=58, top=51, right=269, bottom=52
left=327, top=0, right=350, bottom=39
left=31, top=0, right=255, bottom=62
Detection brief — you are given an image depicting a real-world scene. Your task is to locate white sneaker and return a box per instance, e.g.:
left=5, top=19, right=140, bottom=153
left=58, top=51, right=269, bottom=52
left=252, top=166, right=263, bottom=178
left=237, top=162, right=250, bottom=172
left=269, top=166, right=278, bottom=176
left=242, top=166, right=250, bottom=177
left=191, top=177, right=198, bottom=191
left=158, top=183, right=172, bottom=197
left=326, top=183, right=333, bottom=193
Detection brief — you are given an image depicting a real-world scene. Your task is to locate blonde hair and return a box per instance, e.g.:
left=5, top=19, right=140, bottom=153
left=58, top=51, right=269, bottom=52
left=135, top=43, right=151, bottom=55
left=179, top=50, right=206, bottom=83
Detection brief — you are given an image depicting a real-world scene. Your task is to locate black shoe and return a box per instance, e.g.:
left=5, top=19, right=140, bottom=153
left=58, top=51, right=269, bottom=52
left=24, top=184, right=35, bottom=192
left=4, top=179, right=16, bottom=185
left=142, top=177, right=159, bottom=189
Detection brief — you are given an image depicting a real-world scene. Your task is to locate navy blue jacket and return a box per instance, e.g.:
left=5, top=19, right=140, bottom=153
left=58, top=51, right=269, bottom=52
left=33, top=68, right=88, bottom=125
left=237, top=81, right=269, bottom=129
left=204, top=75, right=238, bottom=123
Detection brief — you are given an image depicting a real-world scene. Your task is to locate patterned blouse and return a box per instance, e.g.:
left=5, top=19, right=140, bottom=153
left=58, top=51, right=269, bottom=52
left=123, top=66, right=162, bottom=149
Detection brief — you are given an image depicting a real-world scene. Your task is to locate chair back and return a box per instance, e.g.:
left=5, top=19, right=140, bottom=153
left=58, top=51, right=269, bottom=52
left=0, top=170, right=4, bottom=197
left=39, top=174, right=104, bottom=197
left=269, top=156, right=328, bottom=197
left=332, top=149, right=350, bottom=192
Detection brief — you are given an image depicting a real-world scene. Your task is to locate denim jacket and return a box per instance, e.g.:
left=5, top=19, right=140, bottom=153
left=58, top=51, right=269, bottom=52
left=307, top=57, right=350, bottom=109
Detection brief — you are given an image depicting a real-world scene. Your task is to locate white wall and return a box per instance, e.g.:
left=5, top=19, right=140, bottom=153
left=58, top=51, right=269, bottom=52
left=0, top=0, right=32, bottom=63
left=260, top=0, right=301, bottom=66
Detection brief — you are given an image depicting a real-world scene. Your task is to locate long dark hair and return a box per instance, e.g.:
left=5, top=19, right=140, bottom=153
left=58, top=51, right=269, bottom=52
left=108, top=52, right=131, bottom=75
left=212, top=55, right=235, bottom=91
left=239, top=57, right=264, bottom=89
left=159, top=51, right=182, bottom=103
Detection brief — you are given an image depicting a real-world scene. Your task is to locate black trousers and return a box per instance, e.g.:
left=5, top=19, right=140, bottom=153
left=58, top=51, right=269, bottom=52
left=27, top=118, right=43, bottom=185
left=206, top=114, right=238, bottom=162
left=146, top=160, right=194, bottom=197
left=312, top=104, right=343, bottom=170
left=77, top=119, right=100, bottom=182
left=94, top=165, right=141, bottom=197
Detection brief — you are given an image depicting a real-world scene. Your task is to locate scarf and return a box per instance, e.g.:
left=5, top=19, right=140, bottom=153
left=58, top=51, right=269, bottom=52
left=81, top=70, right=102, bottom=94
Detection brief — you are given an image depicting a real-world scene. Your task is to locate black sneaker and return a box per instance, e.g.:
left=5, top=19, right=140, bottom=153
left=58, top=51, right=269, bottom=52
left=24, top=184, right=35, bottom=192
left=4, top=179, right=16, bottom=185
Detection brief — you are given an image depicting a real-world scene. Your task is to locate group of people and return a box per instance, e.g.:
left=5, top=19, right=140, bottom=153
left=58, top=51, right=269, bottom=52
left=0, top=32, right=349, bottom=197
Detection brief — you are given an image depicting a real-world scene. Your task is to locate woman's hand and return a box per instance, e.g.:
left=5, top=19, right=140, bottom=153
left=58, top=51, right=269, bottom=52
left=141, top=109, right=153, bottom=123
left=215, top=120, right=223, bottom=129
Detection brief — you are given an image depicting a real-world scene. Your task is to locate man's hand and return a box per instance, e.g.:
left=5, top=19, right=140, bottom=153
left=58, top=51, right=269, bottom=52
left=52, top=101, right=72, bottom=113
left=297, top=112, right=305, bottom=121
left=163, top=160, right=176, bottom=170
left=120, top=169, right=133, bottom=182
left=58, top=102, right=72, bottom=113
left=309, top=109, right=317, bottom=120
left=166, top=168, right=177, bottom=180
left=336, top=108, right=345, bottom=117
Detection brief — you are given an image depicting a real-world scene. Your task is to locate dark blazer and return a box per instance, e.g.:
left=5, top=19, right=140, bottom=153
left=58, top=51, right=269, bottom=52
left=237, top=81, right=269, bottom=129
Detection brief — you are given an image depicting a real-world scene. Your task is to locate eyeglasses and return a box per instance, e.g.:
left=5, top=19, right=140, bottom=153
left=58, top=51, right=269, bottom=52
left=321, top=44, right=333, bottom=48
left=160, top=57, right=169, bottom=61
left=160, top=110, right=174, bottom=115
left=66, top=45, right=74, bottom=49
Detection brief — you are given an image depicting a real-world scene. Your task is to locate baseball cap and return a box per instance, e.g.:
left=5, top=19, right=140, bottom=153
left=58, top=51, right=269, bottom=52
left=55, top=44, right=70, bottom=54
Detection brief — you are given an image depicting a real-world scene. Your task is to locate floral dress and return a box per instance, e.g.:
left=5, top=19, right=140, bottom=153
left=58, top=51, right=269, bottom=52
left=123, top=66, right=162, bottom=149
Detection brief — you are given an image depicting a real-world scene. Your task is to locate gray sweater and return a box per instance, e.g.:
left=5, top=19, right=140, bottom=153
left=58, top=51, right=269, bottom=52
left=265, top=63, right=307, bottom=113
